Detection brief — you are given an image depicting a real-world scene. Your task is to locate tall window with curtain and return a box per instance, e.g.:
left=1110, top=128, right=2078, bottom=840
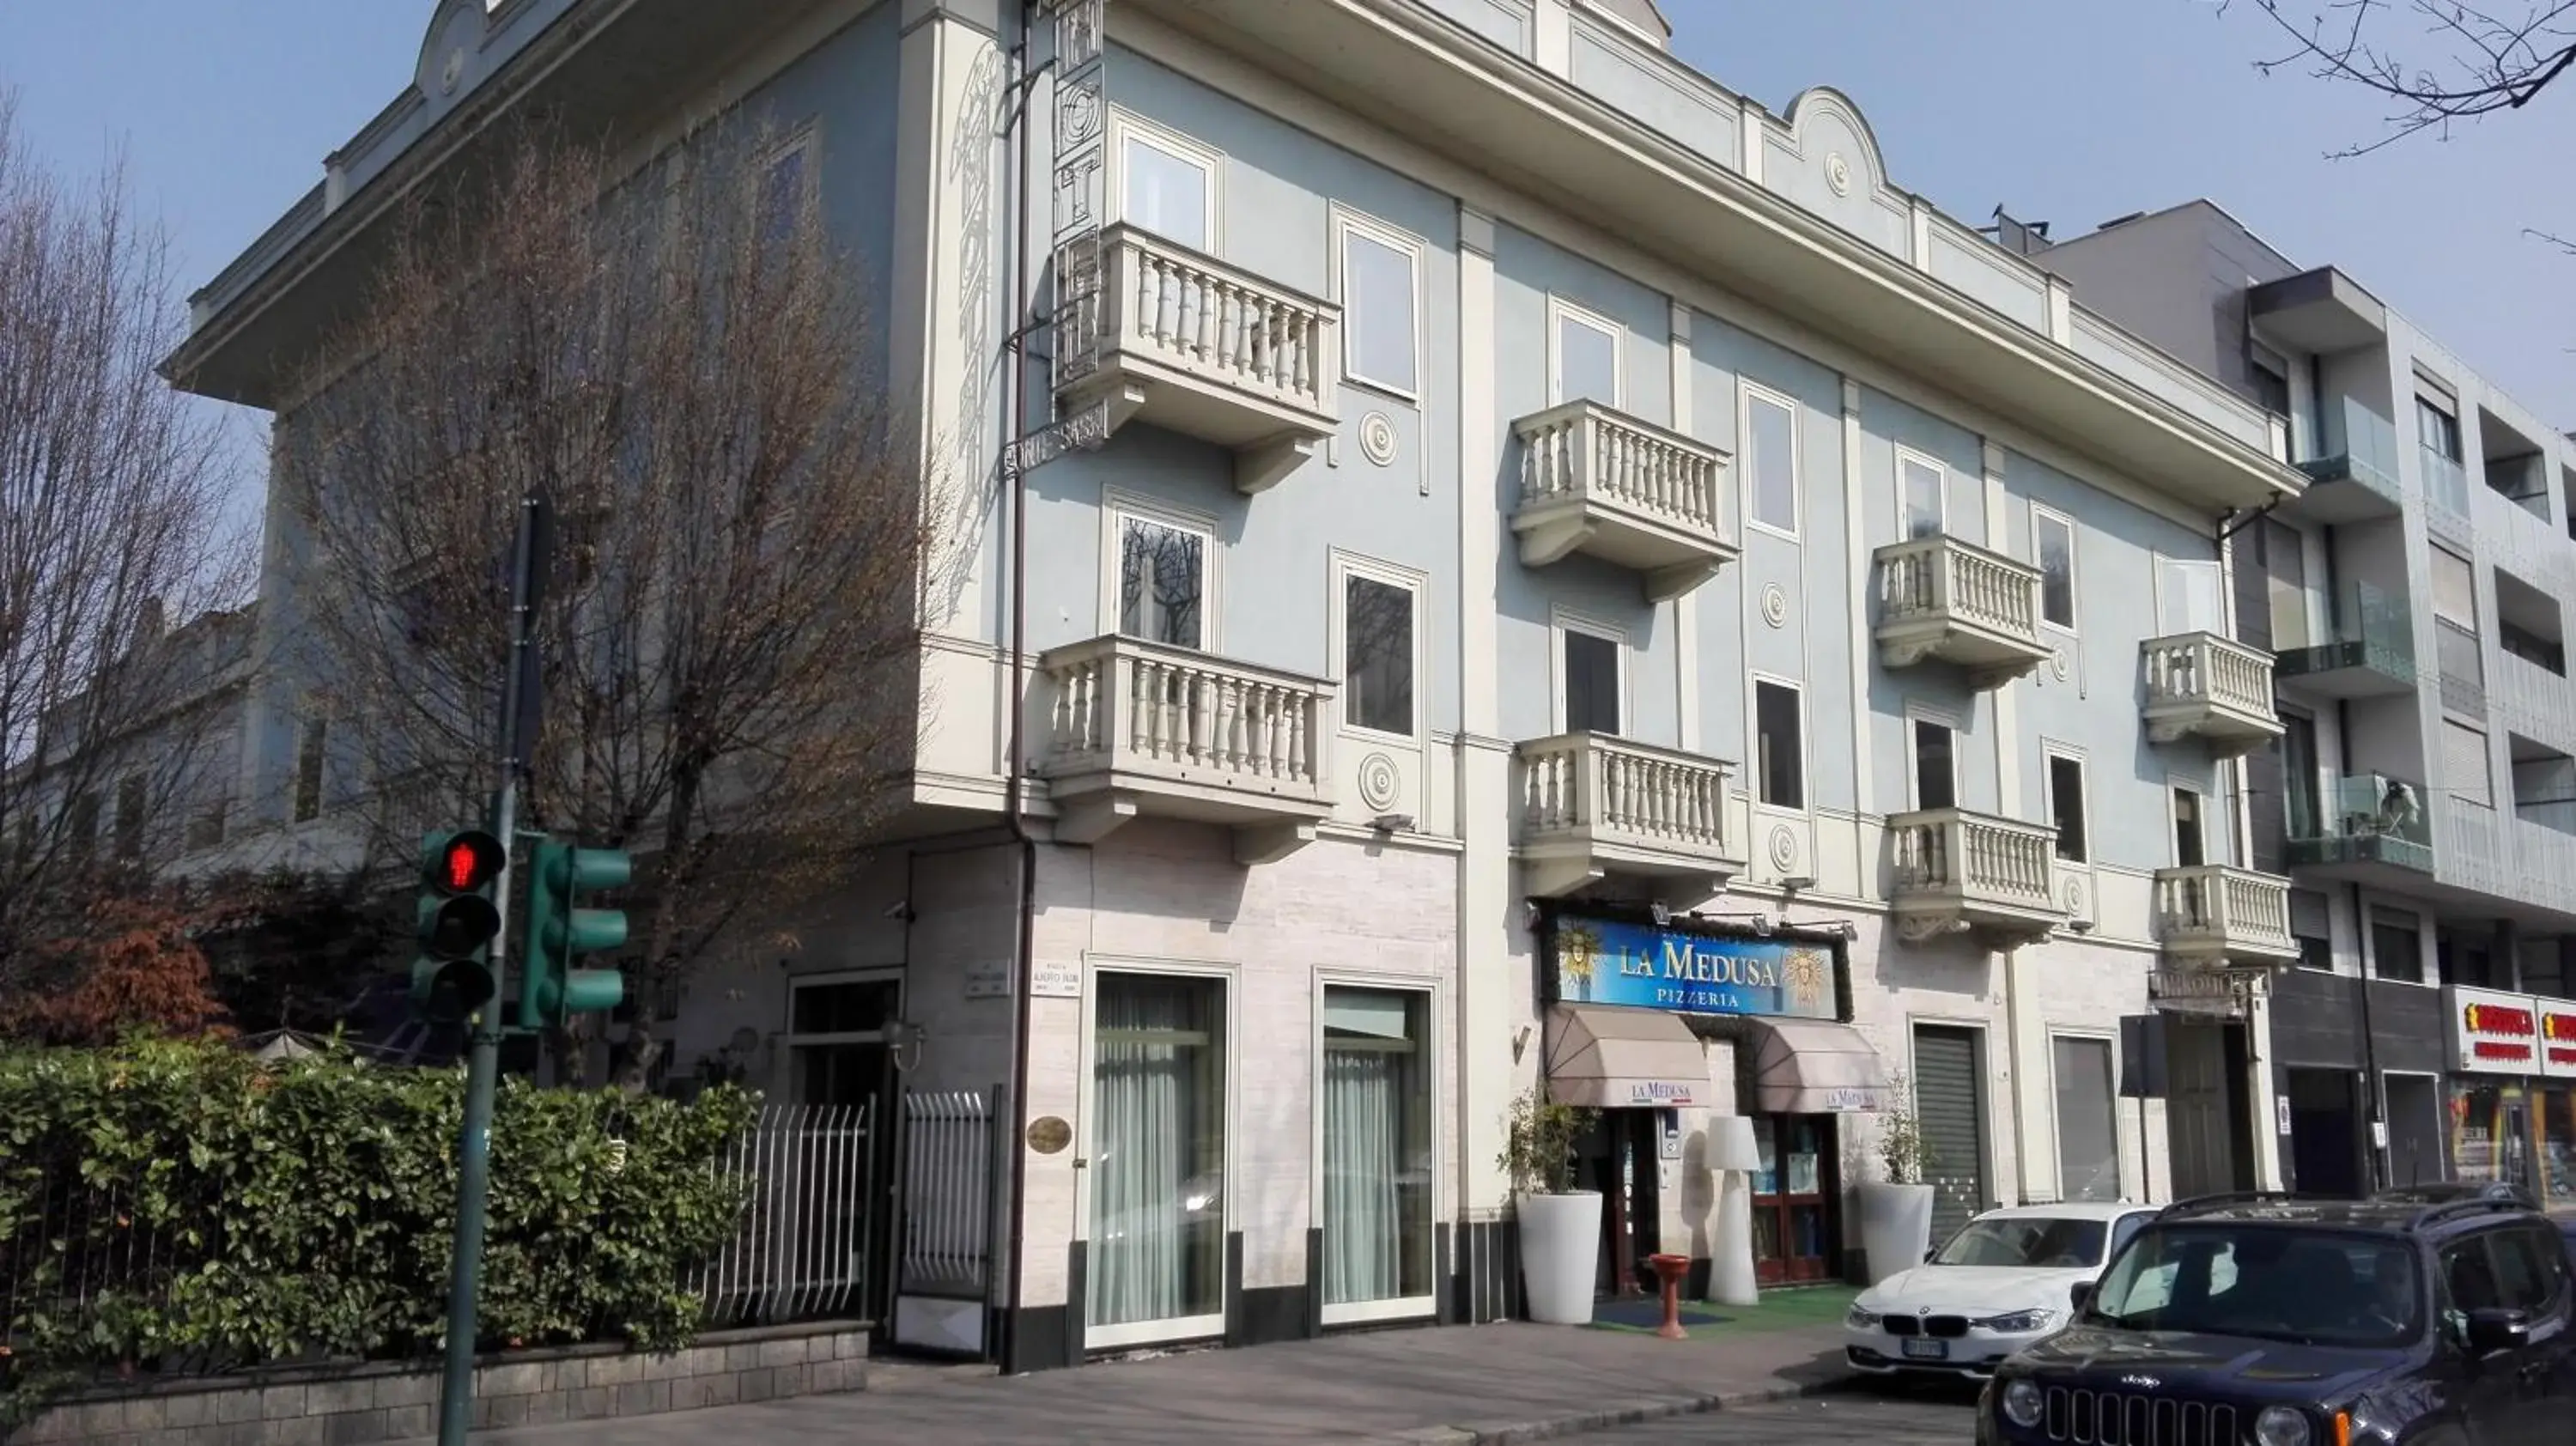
left=1321, top=987, right=1433, bottom=1315
left=1087, top=973, right=1227, bottom=1340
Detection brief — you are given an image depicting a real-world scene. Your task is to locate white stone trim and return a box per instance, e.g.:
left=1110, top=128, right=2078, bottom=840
left=1739, top=380, right=1801, bottom=542
left=1329, top=548, right=1431, bottom=744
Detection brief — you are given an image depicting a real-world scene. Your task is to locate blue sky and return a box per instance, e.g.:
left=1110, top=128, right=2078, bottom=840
left=3, top=0, right=2567, bottom=511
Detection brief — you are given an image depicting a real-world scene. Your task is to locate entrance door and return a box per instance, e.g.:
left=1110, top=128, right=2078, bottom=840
left=2384, top=1074, right=2444, bottom=1188
left=1912, top=1026, right=1988, bottom=1249
left=2163, top=1019, right=2239, bottom=1198
left=1084, top=970, right=1230, bottom=1350
left=787, top=973, right=905, bottom=1322
left=1573, top=1110, right=1661, bottom=1297
left=2285, top=1067, right=2362, bottom=1197
left=1749, top=1115, right=1835, bottom=1283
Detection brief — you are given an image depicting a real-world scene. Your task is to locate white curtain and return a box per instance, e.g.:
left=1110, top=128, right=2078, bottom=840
left=1323, top=989, right=1425, bottom=1305
left=1088, top=975, right=1220, bottom=1328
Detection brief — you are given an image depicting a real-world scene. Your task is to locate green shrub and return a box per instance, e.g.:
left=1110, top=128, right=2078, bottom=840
left=0, top=1038, right=755, bottom=1425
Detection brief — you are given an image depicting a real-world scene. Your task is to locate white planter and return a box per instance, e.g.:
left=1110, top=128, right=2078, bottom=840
left=1856, top=1182, right=1937, bottom=1285
left=1516, top=1190, right=1602, bottom=1325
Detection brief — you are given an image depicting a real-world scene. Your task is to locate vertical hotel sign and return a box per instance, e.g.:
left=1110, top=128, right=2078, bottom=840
left=1552, top=916, right=1839, bottom=1021
left=1011, top=0, right=1113, bottom=477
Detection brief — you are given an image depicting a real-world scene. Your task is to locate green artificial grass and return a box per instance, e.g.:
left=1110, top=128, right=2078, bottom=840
left=1582, top=1284, right=1858, bottom=1337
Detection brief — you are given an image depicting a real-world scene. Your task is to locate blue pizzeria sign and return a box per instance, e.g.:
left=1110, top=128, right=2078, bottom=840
left=1552, top=915, right=1839, bottom=1020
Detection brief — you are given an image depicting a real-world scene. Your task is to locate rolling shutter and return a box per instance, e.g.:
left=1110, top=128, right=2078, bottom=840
left=1911, top=1026, right=1988, bottom=1249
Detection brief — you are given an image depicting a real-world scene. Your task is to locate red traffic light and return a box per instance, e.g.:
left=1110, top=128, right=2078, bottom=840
left=424, top=829, right=507, bottom=895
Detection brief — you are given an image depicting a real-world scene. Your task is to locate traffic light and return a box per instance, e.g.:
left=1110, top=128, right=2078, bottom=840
left=411, top=828, right=507, bottom=1024
left=515, top=836, right=629, bottom=1030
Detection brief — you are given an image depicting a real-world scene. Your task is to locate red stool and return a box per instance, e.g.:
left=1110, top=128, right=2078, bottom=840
left=1646, top=1253, right=1692, bottom=1340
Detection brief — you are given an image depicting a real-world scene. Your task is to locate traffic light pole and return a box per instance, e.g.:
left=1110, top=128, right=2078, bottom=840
left=438, top=495, right=549, bottom=1446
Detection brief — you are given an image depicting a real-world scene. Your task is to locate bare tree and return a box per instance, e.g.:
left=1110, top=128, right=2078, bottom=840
left=281, top=120, right=939, bottom=1088
left=2231, top=0, right=2576, bottom=153
left=0, top=91, right=252, bottom=986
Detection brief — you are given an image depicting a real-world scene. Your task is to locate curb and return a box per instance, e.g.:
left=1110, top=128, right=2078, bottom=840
left=1386, top=1376, right=1856, bottom=1445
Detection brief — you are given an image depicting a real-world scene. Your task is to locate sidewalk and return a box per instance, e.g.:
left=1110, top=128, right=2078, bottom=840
left=454, top=1291, right=1860, bottom=1445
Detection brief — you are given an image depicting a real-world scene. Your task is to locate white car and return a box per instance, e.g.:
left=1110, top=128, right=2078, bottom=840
left=1843, top=1201, right=2158, bottom=1379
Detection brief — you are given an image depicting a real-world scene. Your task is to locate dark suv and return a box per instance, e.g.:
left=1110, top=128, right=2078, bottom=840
left=1976, top=1193, right=2576, bottom=1446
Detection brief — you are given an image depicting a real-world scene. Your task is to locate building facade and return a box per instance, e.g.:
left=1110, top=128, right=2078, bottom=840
left=2040, top=199, right=2576, bottom=1208
left=167, top=0, right=2318, bottom=1371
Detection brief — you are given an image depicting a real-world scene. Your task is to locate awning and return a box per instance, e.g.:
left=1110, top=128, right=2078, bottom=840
left=1544, top=1006, right=1710, bottom=1109
left=1741, top=1017, right=1893, bottom=1114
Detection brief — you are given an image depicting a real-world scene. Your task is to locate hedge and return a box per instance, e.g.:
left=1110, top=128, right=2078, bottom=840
left=0, top=1038, right=756, bottom=1425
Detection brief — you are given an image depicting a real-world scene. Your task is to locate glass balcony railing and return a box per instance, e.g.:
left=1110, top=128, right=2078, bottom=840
left=2286, top=771, right=2435, bottom=874
left=2274, top=580, right=2417, bottom=693
left=2296, top=396, right=2403, bottom=509
left=2421, top=446, right=2471, bottom=518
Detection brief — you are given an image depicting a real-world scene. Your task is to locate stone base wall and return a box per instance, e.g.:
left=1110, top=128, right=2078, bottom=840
left=8, top=1321, right=868, bottom=1446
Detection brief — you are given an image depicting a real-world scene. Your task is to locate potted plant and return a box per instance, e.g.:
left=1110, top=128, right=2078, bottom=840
left=1856, top=1072, right=1940, bottom=1285
left=1500, top=1085, right=1601, bottom=1324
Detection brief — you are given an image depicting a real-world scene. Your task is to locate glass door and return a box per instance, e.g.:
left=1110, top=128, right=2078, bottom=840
left=1084, top=971, right=1229, bottom=1349
left=1749, top=1115, right=1833, bottom=1284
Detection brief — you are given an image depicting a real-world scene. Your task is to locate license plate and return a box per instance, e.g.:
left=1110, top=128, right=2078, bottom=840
left=1900, top=1337, right=1949, bottom=1361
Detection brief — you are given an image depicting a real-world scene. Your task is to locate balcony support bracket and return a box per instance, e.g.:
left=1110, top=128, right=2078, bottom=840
left=1513, top=513, right=1593, bottom=570
left=1232, top=820, right=1316, bottom=866
left=1522, top=855, right=1608, bottom=900
left=1234, top=434, right=1317, bottom=495
left=1643, top=558, right=1722, bottom=605
left=1054, top=791, right=1139, bottom=848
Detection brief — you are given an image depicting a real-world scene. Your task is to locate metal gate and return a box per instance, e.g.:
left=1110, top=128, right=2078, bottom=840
left=890, top=1087, right=1000, bottom=1356
left=1912, top=1025, right=1988, bottom=1249
left=693, top=1103, right=878, bottom=1327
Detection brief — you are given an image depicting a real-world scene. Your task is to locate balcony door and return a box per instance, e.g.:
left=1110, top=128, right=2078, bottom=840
left=1119, top=513, right=1206, bottom=650
left=2157, top=556, right=2226, bottom=635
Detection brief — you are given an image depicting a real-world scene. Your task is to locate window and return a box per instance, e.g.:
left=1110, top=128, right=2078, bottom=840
left=1745, top=390, right=1798, bottom=535
left=66, top=791, right=98, bottom=863
left=2052, top=1036, right=2119, bottom=1202
left=757, top=133, right=812, bottom=246
left=2417, top=395, right=2462, bottom=462
left=2282, top=712, right=2321, bottom=843
left=1117, top=512, right=1207, bottom=649
left=2290, top=888, right=2331, bottom=972
left=2157, top=557, right=2225, bottom=635
left=2486, top=1226, right=2568, bottom=1315
left=2249, top=347, right=2291, bottom=420
left=1088, top=971, right=1228, bottom=1342
left=2372, top=906, right=2424, bottom=985
left=2443, top=720, right=2492, bottom=810
left=2260, top=519, right=2310, bottom=652
left=2034, top=510, right=2077, bottom=630
left=1550, top=301, right=1620, bottom=406
left=294, top=718, right=328, bottom=823
left=1561, top=627, right=1621, bottom=736
left=2046, top=752, right=2088, bottom=864
left=1899, top=451, right=1945, bottom=540
left=1340, top=216, right=1419, bottom=397
left=114, top=775, right=146, bottom=861
left=1120, top=125, right=1215, bottom=252
left=1343, top=573, right=1417, bottom=737
left=1911, top=717, right=1956, bottom=811
left=1320, top=987, right=1434, bottom=1316
left=2172, top=787, right=2205, bottom=868
left=1755, top=680, right=1804, bottom=810
left=2430, top=547, right=2477, bottom=629
left=791, top=976, right=901, bottom=1036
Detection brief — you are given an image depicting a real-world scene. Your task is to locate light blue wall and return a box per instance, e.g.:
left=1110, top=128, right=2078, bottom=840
left=1856, top=387, right=1996, bottom=817
left=1014, top=48, right=1465, bottom=731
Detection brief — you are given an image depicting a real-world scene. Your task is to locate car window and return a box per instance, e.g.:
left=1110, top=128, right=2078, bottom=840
left=2488, top=1227, right=2567, bottom=1316
left=1932, top=1216, right=2109, bottom=1268
left=2090, top=1225, right=2416, bottom=1348
left=2441, top=1237, right=2504, bottom=1317
left=2107, top=1212, right=2149, bottom=1265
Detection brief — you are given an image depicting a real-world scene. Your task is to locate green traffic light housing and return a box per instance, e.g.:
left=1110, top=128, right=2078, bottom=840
left=515, top=836, right=632, bottom=1030
left=410, top=828, right=507, bottom=1025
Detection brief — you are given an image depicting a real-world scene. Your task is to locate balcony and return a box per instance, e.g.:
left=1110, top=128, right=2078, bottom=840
left=1886, top=807, right=2065, bottom=948
left=1873, top=534, right=2050, bottom=690
left=2286, top=771, right=2436, bottom=884
left=2289, top=397, right=2403, bottom=523
left=2141, top=632, right=2283, bottom=756
left=2154, top=865, right=2298, bottom=966
left=1034, top=635, right=1335, bottom=864
left=1510, top=400, right=1737, bottom=602
left=2421, top=447, right=2471, bottom=521
left=2274, top=580, right=2417, bottom=699
left=1514, top=732, right=1741, bottom=905
left=1060, top=223, right=1340, bottom=494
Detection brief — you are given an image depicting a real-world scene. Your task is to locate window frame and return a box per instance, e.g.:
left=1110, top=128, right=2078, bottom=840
left=1330, top=551, right=1427, bottom=743
left=1108, top=110, right=1222, bottom=255
left=2415, top=392, right=2462, bottom=463
left=293, top=714, right=329, bottom=824
left=1099, top=489, right=1222, bottom=652
left=1076, top=955, right=1241, bottom=1352
left=752, top=120, right=821, bottom=244
left=1893, top=444, right=1948, bottom=542
left=1750, top=672, right=1808, bottom=813
left=1310, top=971, right=1443, bottom=1328
left=781, top=966, right=907, bottom=1047
left=2045, top=1029, right=2123, bottom=1205
left=1331, top=206, right=1425, bottom=403
left=2032, top=503, right=2080, bottom=634
left=2043, top=743, right=2090, bottom=866
left=2167, top=777, right=2210, bottom=869
left=1904, top=703, right=1962, bottom=813
left=1551, top=607, right=1628, bottom=738
left=1546, top=296, right=1624, bottom=409
left=1741, top=383, right=1801, bottom=540
left=2368, top=903, right=2429, bottom=987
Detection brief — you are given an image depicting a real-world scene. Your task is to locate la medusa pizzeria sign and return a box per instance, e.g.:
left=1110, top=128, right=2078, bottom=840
left=2449, top=985, right=2576, bottom=1078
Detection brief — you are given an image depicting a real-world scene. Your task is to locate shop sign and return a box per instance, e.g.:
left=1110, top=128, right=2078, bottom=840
left=2542, top=1004, right=2576, bottom=1079
left=2448, top=985, right=2539, bottom=1074
left=1550, top=915, right=1838, bottom=1020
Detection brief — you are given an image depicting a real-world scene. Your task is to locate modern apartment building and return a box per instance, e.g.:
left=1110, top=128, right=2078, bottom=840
left=2039, top=198, right=2576, bottom=1210
left=163, top=0, right=2315, bottom=1370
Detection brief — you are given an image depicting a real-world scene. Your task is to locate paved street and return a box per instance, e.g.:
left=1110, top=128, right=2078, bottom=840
left=1564, top=1387, right=1982, bottom=1442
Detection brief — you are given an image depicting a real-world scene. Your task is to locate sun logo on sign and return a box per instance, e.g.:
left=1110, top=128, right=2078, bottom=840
left=1783, top=948, right=1829, bottom=1011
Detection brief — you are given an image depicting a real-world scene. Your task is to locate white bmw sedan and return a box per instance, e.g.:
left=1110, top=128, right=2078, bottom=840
left=1843, top=1201, right=2158, bottom=1380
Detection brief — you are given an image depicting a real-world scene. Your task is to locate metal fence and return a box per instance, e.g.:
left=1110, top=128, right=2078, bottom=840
left=692, top=1102, right=879, bottom=1328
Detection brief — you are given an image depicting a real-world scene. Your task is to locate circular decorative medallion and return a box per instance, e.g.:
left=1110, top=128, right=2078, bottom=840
left=2050, top=648, right=2071, bottom=683
left=2062, top=878, right=2086, bottom=915
left=441, top=48, right=465, bottom=95
left=1357, top=752, right=1401, bottom=812
left=1825, top=152, right=1853, bottom=197
left=1359, top=410, right=1399, bottom=467
left=1761, top=584, right=1789, bottom=629
left=1768, top=825, right=1798, bottom=871
left=1025, top=1116, right=1072, bottom=1156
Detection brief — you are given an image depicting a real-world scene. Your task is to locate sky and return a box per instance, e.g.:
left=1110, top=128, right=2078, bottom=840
left=2, top=0, right=2567, bottom=516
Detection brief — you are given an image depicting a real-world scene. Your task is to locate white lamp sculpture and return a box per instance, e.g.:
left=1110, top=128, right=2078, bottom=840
left=1706, top=1115, right=1762, bottom=1307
